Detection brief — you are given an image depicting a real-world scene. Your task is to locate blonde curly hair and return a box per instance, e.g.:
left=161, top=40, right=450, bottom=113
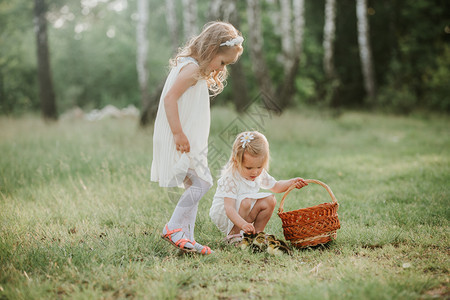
left=170, top=21, right=244, bottom=96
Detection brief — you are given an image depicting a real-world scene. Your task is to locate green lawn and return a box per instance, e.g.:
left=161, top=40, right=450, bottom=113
left=0, top=108, right=448, bottom=299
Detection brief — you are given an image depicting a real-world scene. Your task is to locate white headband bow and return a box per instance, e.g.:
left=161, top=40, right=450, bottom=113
left=220, top=36, right=244, bottom=47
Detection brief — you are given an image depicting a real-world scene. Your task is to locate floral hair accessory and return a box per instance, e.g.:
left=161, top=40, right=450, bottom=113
left=220, top=36, right=244, bottom=47
left=240, top=132, right=254, bottom=148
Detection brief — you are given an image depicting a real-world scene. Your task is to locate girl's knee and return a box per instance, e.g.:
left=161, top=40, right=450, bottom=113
left=240, top=198, right=252, bottom=211
left=264, top=195, right=277, bottom=209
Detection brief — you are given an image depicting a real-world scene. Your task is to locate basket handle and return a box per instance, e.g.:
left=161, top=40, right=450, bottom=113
left=278, top=179, right=338, bottom=214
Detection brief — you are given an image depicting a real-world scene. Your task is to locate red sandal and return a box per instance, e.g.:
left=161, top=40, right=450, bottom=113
left=191, top=241, right=213, bottom=255
left=161, top=225, right=196, bottom=253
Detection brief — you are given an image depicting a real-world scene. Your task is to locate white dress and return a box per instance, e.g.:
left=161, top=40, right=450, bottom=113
left=209, top=169, right=277, bottom=234
left=151, top=57, right=213, bottom=188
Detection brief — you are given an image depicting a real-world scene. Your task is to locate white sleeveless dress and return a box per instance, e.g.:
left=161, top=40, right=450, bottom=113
left=151, top=57, right=213, bottom=188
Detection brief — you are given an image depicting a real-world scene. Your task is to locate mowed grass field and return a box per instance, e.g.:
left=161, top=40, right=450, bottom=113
left=0, top=107, right=449, bottom=299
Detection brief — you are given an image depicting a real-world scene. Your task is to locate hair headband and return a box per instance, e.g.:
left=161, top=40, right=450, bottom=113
left=220, top=36, right=244, bottom=47
left=240, top=132, right=254, bottom=148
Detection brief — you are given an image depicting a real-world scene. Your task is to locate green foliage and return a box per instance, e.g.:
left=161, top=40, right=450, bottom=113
left=423, top=45, right=450, bottom=111
left=0, top=0, right=449, bottom=115
left=333, top=0, right=365, bottom=107
left=376, top=55, right=419, bottom=114
left=0, top=0, right=37, bottom=113
left=0, top=109, right=449, bottom=299
left=373, top=0, right=450, bottom=113
left=47, top=0, right=169, bottom=112
left=377, top=83, right=418, bottom=114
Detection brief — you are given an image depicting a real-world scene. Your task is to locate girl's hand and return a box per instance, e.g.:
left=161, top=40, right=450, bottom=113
left=241, top=223, right=255, bottom=234
left=174, top=132, right=190, bottom=153
left=292, top=177, right=308, bottom=189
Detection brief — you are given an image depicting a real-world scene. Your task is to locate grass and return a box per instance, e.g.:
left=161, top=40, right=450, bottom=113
left=0, top=107, right=449, bottom=299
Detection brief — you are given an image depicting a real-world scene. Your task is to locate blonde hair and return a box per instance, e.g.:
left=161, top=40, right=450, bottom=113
left=223, top=131, right=270, bottom=176
left=170, top=21, right=244, bottom=96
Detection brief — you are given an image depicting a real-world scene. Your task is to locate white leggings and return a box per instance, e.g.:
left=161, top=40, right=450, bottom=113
left=167, top=169, right=212, bottom=240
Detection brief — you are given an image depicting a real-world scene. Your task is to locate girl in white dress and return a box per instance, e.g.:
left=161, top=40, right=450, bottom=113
left=209, top=131, right=308, bottom=244
left=151, top=22, right=244, bottom=255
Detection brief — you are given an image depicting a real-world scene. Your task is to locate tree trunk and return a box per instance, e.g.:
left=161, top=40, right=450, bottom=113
left=208, top=0, right=248, bottom=111
left=276, top=0, right=304, bottom=110
left=34, top=0, right=57, bottom=121
left=321, top=0, right=341, bottom=108
left=137, top=0, right=155, bottom=126
left=280, top=0, right=293, bottom=75
left=0, top=73, right=4, bottom=111
left=141, top=0, right=199, bottom=127
left=293, top=0, right=305, bottom=54
left=208, top=0, right=222, bottom=20
left=276, top=56, right=300, bottom=110
left=323, top=0, right=336, bottom=79
left=246, top=0, right=278, bottom=112
left=140, top=82, right=164, bottom=127
left=136, top=0, right=149, bottom=110
left=228, top=1, right=248, bottom=111
left=182, top=0, right=198, bottom=39
left=356, top=0, right=376, bottom=99
left=165, top=0, right=179, bottom=54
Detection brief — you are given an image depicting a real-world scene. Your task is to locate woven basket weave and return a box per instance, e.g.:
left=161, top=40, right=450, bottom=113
left=277, top=179, right=340, bottom=249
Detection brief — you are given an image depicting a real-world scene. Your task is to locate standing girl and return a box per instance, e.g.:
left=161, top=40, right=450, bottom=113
left=151, top=22, right=244, bottom=255
left=209, top=131, right=308, bottom=244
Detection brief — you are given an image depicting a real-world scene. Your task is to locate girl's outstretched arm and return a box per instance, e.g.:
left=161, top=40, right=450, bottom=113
left=270, top=178, right=308, bottom=193
left=164, top=63, right=199, bottom=153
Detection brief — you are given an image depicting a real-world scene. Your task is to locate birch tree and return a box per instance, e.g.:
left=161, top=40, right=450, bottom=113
left=280, top=0, right=293, bottom=75
left=141, top=0, right=198, bottom=126
left=276, top=0, right=305, bottom=110
left=323, top=0, right=336, bottom=79
left=136, top=0, right=154, bottom=126
left=136, top=0, right=149, bottom=108
left=208, top=0, right=236, bottom=28
left=208, top=0, right=222, bottom=20
left=356, top=0, right=376, bottom=99
left=165, top=0, right=179, bottom=53
left=246, top=0, right=278, bottom=111
left=208, top=0, right=248, bottom=111
left=293, top=0, right=305, bottom=54
left=182, top=0, right=197, bottom=39
left=224, top=0, right=248, bottom=111
left=34, top=0, right=57, bottom=120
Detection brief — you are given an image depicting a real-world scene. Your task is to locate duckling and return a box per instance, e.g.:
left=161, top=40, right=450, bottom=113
left=267, top=240, right=281, bottom=255
left=279, top=243, right=292, bottom=255
left=239, top=232, right=256, bottom=250
left=277, top=241, right=292, bottom=255
left=267, top=239, right=293, bottom=256
left=276, top=238, right=291, bottom=250
left=252, top=232, right=267, bottom=253
left=265, top=234, right=276, bottom=242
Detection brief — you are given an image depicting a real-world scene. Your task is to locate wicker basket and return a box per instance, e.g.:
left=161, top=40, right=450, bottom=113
left=277, top=179, right=340, bottom=249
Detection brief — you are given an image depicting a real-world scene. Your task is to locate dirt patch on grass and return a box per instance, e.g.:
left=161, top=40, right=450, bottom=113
left=423, top=285, right=449, bottom=299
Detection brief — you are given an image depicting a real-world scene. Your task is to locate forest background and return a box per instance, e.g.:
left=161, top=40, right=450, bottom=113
left=1, top=1, right=449, bottom=298
left=0, top=0, right=449, bottom=121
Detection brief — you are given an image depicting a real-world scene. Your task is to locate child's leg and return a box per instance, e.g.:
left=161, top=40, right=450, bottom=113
left=246, top=195, right=276, bottom=233
left=166, top=169, right=212, bottom=241
left=228, top=198, right=254, bottom=235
